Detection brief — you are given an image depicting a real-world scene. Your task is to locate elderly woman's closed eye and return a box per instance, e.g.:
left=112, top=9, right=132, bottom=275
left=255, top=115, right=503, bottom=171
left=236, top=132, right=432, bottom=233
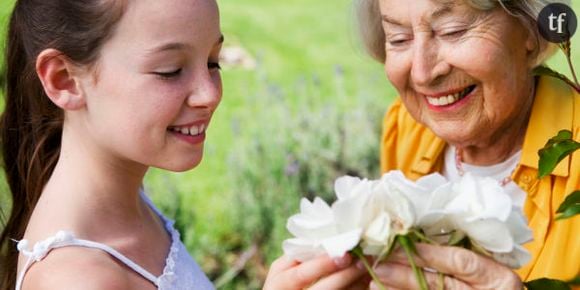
left=355, top=0, right=579, bottom=289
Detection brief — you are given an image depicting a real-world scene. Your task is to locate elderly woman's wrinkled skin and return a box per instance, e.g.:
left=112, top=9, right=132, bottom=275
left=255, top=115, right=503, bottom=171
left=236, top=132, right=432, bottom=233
left=372, top=243, right=522, bottom=289
left=380, top=0, right=537, bottom=166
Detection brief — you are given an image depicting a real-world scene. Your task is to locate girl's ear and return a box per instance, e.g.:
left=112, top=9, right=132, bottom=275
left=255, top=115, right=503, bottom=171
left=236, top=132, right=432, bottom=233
left=36, top=48, right=87, bottom=111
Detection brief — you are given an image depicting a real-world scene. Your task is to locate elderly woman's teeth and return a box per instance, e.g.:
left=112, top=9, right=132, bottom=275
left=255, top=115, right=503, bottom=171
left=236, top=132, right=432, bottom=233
left=426, top=86, right=472, bottom=107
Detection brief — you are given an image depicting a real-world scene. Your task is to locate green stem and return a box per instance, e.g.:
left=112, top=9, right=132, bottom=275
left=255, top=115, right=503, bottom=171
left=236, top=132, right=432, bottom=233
left=398, top=235, right=429, bottom=290
left=565, top=53, right=580, bottom=92
left=561, top=42, right=580, bottom=92
left=438, top=272, right=445, bottom=290
left=411, top=229, right=438, bottom=245
left=353, top=248, right=387, bottom=290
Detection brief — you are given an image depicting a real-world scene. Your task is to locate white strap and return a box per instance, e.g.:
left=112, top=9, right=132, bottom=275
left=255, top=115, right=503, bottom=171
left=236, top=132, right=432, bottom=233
left=15, top=231, right=159, bottom=290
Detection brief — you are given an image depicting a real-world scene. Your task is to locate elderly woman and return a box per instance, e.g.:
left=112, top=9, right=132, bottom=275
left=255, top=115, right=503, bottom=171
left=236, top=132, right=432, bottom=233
left=353, top=0, right=579, bottom=288
left=264, top=0, right=578, bottom=288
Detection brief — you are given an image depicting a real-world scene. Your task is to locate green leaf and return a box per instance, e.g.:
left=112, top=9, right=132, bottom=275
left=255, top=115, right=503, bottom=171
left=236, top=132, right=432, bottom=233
left=567, top=275, right=580, bottom=285
left=533, top=66, right=580, bottom=93
left=538, top=130, right=580, bottom=178
left=555, top=191, right=580, bottom=220
left=525, top=278, right=571, bottom=290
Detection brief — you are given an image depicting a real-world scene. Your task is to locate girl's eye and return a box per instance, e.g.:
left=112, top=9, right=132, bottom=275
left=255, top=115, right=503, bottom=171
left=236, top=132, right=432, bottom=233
left=154, top=68, right=182, bottom=79
left=208, top=62, right=221, bottom=70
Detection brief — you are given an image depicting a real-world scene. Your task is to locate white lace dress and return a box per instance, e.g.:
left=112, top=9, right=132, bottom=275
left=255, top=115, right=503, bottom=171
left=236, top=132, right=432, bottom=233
left=15, top=193, right=215, bottom=290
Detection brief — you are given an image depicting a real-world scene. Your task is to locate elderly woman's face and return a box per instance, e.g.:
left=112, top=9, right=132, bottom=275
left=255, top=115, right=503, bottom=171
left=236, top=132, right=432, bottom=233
left=379, top=0, right=536, bottom=146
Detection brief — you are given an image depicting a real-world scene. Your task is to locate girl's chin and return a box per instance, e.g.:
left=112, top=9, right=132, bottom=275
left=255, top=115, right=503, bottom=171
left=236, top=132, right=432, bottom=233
left=156, top=157, right=203, bottom=172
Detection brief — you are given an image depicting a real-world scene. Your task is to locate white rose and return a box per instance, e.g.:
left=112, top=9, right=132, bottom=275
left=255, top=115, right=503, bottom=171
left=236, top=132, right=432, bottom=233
left=359, top=173, right=417, bottom=255
left=418, top=173, right=532, bottom=268
left=283, top=176, right=374, bottom=261
left=380, top=171, right=447, bottom=220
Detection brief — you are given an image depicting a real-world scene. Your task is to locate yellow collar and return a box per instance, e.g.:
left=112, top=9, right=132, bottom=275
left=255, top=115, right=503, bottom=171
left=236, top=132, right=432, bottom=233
left=520, top=76, right=576, bottom=177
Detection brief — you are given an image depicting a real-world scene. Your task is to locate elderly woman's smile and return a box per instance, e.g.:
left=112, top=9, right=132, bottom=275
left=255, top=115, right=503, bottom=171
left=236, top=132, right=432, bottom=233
left=422, top=84, right=476, bottom=107
left=380, top=0, right=537, bottom=165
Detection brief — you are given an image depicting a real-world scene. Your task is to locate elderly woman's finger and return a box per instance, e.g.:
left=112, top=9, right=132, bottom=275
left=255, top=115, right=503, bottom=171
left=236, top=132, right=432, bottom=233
left=308, top=264, right=368, bottom=290
left=372, top=262, right=472, bottom=290
left=384, top=243, right=521, bottom=289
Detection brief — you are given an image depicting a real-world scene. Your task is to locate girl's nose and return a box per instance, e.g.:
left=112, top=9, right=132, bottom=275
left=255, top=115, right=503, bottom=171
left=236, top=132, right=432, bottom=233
left=186, top=70, right=222, bottom=110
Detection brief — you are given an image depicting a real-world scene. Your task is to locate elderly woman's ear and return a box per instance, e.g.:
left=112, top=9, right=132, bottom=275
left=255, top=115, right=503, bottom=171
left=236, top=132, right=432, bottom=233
left=519, top=16, right=549, bottom=69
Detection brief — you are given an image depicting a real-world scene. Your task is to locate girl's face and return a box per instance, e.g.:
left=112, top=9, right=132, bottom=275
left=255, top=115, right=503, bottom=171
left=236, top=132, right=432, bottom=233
left=78, top=0, right=223, bottom=172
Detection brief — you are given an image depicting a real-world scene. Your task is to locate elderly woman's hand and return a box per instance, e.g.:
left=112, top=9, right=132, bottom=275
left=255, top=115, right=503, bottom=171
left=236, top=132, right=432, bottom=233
left=372, top=243, right=523, bottom=290
left=263, top=254, right=370, bottom=290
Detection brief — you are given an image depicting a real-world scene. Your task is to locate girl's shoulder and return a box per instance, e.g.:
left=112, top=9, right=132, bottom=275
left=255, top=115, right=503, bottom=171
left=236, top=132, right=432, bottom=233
left=20, top=245, right=134, bottom=290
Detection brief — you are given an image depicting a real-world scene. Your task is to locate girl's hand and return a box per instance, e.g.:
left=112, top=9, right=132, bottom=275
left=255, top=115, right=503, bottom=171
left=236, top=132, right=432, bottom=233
left=263, top=254, right=369, bottom=290
left=371, top=243, right=522, bottom=290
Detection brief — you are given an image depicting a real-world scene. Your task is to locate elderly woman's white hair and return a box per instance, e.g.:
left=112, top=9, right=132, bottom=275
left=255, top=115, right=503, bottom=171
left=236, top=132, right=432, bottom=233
left=355, top=0, right=571, bottom=66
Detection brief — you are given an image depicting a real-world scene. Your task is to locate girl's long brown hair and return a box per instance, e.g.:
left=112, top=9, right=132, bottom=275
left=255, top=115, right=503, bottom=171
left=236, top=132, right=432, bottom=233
left=0, top=1, right=125, bottom=288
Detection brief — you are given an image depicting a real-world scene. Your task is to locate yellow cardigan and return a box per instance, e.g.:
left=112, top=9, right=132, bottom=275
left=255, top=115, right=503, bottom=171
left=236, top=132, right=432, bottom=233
left=380, top=76, right=579, bottom=282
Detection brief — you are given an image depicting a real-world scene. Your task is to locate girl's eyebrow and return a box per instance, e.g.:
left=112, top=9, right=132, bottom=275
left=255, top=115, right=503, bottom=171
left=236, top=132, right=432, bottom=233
left=146, top=34, right=224, bottom=55
left=146, top=42, right=190, bottom=55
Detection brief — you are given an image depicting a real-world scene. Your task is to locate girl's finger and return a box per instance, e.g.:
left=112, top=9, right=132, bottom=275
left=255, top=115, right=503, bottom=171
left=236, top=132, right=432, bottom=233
left=309, top=265, right=367, bottom=290
left=265, top=254, right=353, bottom=289
left=268, top=255, right=300, bottom=274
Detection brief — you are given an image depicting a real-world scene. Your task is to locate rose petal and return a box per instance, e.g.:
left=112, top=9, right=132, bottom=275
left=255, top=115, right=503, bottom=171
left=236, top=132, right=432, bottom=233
left=492, top=244, right=531, bottom=269
left=282, top=238, right=325, bottom=262
left=364, top=212, right=392, bottom=244
left=461, top=218, right=514, bottom=253
left=505, top=210, right=533, bottom=244
left=320, top=229, right=362, bottom=258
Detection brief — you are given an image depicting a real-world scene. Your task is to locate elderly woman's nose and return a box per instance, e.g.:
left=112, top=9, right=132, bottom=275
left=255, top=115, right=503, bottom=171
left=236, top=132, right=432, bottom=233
left=410, top=40, right=448, bottom=86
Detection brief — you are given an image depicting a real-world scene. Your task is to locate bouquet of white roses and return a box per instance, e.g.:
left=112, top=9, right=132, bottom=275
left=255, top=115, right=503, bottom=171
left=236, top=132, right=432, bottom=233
left=282, top=171, right=533, bottom=290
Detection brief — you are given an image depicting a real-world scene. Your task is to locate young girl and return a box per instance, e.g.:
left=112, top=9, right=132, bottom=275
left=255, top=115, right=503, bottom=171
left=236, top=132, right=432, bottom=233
left=0, top=0, right=366, bottom=289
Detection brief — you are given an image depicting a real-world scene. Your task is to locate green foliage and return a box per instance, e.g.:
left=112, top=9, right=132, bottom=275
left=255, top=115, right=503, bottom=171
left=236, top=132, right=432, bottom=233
left=568, top=275, right=580, bottom=285
left=218, top=68, right=385, bottom=287
left=537, top=130, right=580, bottom=178
left=558, top=39, right=580, bottom=92
left=555, top=191, right=580, bottom=221
left=533, top=66, right=580, bottom=93
left=525, top=278, right=572, bottom=290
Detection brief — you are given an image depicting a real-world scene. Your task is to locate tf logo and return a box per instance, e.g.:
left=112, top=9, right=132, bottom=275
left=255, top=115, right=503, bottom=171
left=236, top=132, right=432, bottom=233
left=538, top=3, right=577, bottom=43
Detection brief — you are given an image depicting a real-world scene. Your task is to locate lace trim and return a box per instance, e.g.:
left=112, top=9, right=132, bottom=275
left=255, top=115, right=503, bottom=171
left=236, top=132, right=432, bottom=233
left=16, top=224, right=180, bottom=289
left=156, top=217, right=180, bottom=289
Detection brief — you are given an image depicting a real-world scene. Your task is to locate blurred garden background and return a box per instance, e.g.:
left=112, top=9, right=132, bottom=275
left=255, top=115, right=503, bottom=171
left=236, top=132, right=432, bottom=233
left=0, top=1, right=578, bottom=289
